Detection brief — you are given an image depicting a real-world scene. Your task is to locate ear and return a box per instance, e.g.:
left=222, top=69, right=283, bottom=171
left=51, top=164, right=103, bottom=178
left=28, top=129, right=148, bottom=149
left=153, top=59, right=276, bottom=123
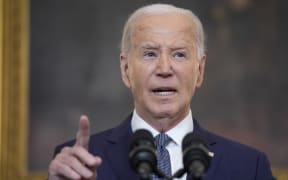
left=196, top=55, right=206, bottom=88
left=120, top=53, right=131, bottom=88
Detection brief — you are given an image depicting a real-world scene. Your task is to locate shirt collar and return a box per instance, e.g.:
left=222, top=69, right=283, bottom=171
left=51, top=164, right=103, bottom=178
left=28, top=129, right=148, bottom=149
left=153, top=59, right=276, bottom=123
left=131, top=109, right=193, bottom=145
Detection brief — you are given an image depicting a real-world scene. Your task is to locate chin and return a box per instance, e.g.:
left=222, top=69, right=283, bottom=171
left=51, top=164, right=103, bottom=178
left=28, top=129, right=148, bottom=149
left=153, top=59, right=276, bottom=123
left=152, top=108, right=178, bottom=119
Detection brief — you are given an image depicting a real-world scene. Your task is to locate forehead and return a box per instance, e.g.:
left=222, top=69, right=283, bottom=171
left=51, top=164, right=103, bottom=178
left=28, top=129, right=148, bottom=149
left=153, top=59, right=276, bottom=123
left=130, top=13, right=196, bottom=47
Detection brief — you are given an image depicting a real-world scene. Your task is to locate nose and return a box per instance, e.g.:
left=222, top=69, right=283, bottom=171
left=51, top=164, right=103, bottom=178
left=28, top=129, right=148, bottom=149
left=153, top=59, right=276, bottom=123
left=156, top=54, right=173, bottom=78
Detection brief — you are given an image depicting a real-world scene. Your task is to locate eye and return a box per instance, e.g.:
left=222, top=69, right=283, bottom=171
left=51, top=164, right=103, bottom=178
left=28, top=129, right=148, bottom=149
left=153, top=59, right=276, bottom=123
left=143, top=51, right=157, bottom=60
left=173, top=51, right=186, bottom=60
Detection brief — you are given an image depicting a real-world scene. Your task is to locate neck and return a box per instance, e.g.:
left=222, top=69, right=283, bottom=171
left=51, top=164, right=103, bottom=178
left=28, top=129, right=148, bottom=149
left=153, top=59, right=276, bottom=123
left=135, top=109, right=190, bottom=132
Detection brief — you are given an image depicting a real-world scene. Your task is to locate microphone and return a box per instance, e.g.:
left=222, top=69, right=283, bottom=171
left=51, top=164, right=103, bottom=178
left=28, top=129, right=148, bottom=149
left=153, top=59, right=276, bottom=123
left=129, top=129, right=157, bottom=179
left=182, top=133, right=211, bottom=179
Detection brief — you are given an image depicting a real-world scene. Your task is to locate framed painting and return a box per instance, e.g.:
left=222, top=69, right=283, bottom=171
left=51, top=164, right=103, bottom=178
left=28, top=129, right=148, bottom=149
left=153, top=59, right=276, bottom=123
left=0, top=0, right=287, bottom=179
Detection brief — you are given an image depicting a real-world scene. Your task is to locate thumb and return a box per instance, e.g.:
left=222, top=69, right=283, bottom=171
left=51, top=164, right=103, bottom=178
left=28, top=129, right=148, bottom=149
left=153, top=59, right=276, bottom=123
left=75, top=115, right=90, bottom=149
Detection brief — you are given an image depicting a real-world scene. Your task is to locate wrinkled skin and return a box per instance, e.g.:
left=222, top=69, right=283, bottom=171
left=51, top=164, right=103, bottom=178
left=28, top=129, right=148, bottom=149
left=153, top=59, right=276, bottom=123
left=120, top=13, right=206, bottom=132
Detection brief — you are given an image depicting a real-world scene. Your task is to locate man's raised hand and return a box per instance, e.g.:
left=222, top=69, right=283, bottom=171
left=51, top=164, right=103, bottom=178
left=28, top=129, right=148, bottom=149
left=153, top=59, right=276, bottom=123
left=48, top=115, right=102, bottom=180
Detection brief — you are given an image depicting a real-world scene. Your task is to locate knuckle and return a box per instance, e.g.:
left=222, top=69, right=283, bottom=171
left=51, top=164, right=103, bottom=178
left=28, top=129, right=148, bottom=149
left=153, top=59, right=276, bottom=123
left=62, top=146, right=71, bottom=153
left=54, top=152, right=66, bottom=162
left=73, top=146, right=84, bottom=153
left=49, top=158, right=83, bottom=180
left=49, top=159, right=61, bottom=173
left=54, top=153, right=62, bottom=160
left=48, top=160, right=56, bottom=171
left=73, top=146, right=80, bottom=151
left=54, top=151, right=74, bottom=165
left=66, top=156, right=77, bottom=165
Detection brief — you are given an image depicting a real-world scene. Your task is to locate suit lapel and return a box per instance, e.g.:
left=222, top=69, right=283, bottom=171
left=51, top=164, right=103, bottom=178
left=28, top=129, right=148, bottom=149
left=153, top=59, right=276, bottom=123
left=104, top=114, right=140, bottom=180
left=186, top=119, right=221, bottom=180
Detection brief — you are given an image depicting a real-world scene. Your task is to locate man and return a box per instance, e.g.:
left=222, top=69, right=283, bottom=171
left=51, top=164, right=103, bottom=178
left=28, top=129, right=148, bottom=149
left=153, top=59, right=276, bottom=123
left=48, top=4, right=275, bottom=180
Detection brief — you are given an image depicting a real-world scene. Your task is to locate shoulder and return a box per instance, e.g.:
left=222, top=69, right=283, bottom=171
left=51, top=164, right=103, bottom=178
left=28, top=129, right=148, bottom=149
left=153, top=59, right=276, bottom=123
left=206, top=129, right=268, bottom=163
left=205, top=130, right=275, bottom=179
left=194, top=120, right=263, bottom=158
left=209, top=131, right=261, bottom=154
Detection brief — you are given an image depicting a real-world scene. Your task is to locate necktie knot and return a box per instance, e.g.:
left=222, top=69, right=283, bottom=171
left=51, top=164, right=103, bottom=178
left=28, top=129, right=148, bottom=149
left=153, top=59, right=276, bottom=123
left=155, top=133, right=171, bottom=148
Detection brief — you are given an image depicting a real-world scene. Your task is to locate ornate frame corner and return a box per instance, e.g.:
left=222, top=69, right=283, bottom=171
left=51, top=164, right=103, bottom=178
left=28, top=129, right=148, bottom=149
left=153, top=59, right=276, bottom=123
left=0, top=0, right=287, bottom=180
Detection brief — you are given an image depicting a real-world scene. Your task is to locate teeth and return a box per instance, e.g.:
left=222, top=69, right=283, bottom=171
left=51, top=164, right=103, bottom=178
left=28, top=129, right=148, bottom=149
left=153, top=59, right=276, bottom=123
left=154, top=91, right=175, bottom=96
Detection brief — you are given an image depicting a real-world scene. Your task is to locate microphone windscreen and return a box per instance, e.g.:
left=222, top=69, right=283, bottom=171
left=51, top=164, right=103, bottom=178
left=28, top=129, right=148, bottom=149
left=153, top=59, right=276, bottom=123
left=130, top=129, right=155, bottom=150
left=182, top=133, right=206, bottom=150
left=182, top=132, right=211, bottom=178
left=129, top=129, right=157, bottom=179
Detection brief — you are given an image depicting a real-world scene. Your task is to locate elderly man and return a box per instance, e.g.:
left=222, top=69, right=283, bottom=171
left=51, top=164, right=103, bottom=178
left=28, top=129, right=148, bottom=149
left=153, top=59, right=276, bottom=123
left=48, top=4, right=275, bottom=180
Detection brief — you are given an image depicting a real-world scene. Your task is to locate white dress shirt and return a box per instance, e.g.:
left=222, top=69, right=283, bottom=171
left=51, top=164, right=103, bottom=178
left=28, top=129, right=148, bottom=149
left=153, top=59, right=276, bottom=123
left=131, top=109, right=194, bottom=180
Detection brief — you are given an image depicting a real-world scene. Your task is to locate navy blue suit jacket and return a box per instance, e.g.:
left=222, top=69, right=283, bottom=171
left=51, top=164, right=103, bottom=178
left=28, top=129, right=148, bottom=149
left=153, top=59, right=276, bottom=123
left=54, top=114, right=275, bottom=180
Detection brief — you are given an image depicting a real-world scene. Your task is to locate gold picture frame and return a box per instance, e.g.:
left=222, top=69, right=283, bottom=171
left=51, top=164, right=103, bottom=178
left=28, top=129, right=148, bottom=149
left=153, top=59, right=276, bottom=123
left=0, top=0, right=45, bottom=179
left=0, top=0, right=287, bottom=179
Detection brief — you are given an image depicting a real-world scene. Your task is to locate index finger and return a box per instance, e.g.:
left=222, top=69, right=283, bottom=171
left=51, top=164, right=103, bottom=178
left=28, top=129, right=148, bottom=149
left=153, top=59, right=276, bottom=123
left=75, top=115, right=90, bottom=149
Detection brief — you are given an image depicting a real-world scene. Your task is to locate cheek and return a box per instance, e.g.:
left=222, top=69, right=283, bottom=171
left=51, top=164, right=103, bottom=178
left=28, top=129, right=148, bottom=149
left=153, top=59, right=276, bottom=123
left=128, top=64, right=147, bottom=89
left=181, top=63, right=198, bottom=80
left=178, top=64, right=199, bottom=92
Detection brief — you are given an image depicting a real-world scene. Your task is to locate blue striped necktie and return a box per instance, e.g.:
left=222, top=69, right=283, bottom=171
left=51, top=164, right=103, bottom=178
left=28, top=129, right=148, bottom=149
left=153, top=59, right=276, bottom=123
left=151, top=133, right=172, bottom=180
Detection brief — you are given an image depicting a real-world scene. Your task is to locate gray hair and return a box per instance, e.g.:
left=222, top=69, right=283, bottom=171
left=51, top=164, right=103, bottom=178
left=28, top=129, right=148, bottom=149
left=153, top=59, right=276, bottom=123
left=120, top=3, right=206, bottom=58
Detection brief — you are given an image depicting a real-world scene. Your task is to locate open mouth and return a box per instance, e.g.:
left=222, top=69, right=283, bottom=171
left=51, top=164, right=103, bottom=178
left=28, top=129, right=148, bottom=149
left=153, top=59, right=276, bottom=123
left=151, top=87, right=177, bottom=96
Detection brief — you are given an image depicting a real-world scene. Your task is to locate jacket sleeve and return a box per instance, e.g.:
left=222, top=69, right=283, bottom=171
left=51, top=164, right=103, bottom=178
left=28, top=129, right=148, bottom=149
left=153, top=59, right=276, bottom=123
left=255, top=152, right=276, bottom=180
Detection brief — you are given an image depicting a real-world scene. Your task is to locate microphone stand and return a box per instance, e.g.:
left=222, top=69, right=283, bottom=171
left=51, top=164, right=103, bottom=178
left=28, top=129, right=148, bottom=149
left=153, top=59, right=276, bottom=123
left=146, top=168, right=204, bottom=180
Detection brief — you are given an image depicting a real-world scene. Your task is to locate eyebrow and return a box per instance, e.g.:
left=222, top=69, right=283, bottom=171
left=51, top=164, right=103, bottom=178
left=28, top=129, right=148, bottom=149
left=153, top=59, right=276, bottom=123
left=139, top=42, right=193, bottom=51
left=141, top=46, right=188, bottom=52
left=140, top=43, right=160, bottom=49
left=170, top=47, right=188, bottom=51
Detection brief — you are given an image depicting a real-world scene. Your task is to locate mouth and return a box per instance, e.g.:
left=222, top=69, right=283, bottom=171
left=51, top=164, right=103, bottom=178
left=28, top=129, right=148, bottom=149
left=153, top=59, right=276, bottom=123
left=151, top=87, right=177, bottom=96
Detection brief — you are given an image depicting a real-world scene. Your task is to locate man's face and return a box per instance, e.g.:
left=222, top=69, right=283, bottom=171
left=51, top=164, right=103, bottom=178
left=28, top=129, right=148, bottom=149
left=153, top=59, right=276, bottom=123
left=120, top=13, right=206, bottom=130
